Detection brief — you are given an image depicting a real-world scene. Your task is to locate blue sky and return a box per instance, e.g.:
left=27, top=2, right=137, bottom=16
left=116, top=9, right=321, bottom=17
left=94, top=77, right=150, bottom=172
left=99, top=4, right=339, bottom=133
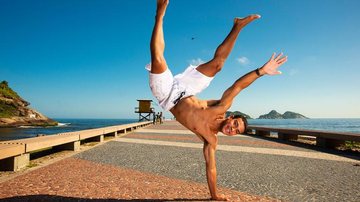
left=1, top=0, right=359, bottom=119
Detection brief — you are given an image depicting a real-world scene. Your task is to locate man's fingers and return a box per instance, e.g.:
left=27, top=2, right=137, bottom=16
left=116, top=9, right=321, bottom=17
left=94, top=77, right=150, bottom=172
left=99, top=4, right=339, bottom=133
left=275, top=52, right=283, bottom=60
left=277, top=56, right=287, bottom=64
left=278, top=60, right=287, bottom=66
left=270, top=53, right=276, bottom=60
left=278, top=57, right=288, bottom=65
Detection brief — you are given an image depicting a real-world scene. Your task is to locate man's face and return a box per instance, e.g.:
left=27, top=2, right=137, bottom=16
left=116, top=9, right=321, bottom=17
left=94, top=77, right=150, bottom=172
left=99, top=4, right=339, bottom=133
left=221, top=117, right=245, bottom=136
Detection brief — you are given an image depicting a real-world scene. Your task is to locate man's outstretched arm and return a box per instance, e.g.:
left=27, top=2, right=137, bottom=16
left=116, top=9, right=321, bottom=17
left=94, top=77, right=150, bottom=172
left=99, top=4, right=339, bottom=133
left=218, top=53, right=287, bottom=110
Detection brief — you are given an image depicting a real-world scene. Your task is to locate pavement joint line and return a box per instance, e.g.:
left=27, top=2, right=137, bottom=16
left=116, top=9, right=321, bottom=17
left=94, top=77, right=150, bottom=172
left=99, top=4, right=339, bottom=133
left=136, top=129, right=194, bottom=135
left=135, top=128, right=246, bottom=137
left=115, top=138, right=360, bottom=163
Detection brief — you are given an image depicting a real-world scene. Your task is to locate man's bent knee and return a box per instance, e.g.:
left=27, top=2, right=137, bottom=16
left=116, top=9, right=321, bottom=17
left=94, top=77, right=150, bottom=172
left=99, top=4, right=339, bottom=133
left=196, top=58, right=225, bottom=77
left=212, top=58, right=225, bottom=73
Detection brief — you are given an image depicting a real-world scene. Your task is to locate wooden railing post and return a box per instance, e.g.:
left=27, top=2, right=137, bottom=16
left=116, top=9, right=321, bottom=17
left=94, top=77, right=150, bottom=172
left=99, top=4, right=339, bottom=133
left=0, top=153, right=29, bottom=171
left=316, top=137, right=345, bottom=149
left=54, top=141, right=81, bottom=151
left=278, top=133, right=298, bottom=141
left=256, top=130, right=270, bottom=137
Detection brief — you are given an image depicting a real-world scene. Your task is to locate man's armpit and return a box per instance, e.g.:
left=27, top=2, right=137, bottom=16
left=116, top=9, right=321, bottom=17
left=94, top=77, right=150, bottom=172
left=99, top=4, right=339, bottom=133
left=206, top=100, right=220, bottom=106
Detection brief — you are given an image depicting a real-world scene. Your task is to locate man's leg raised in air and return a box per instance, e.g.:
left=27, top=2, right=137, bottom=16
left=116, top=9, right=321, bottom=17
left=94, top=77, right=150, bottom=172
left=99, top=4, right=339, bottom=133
left=150, top=0, right=169, bottom=74
left=196, top=15, right=260, bottom=77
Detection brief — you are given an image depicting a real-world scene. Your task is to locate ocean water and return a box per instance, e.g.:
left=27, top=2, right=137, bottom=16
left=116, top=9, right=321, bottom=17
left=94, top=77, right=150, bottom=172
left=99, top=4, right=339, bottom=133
left=0, top=118, right=359, bottom=141
left=248, top=118, right=360, bottom=134
left=0, top=119, right=138, bottom=141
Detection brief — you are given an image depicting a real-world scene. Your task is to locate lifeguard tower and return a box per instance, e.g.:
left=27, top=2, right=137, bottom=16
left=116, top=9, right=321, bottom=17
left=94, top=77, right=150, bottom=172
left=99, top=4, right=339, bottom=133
left=135, top=100, right=155, bottom=122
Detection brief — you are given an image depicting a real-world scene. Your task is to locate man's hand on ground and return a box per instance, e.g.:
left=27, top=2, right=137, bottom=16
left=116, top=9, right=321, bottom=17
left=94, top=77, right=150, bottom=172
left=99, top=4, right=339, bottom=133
left=260, top=52, right=287, bottom=75
left=211, top=194, right=229, bottom=201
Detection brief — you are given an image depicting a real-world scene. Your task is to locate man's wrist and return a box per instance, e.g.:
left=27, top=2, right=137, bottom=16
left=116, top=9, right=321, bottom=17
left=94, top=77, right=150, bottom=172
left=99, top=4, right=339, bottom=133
left=255, top=68, right=263, bottom=76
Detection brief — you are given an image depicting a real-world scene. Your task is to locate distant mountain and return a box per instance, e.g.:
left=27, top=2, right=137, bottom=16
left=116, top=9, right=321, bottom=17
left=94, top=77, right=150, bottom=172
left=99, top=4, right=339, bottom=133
left=282, top=111, right=308, bottom=119
left=0, top=81, right=58, bottom=127
left=258, top=110, right=283, bottom=119
left=258, top=110, right=308, bottom=119
left=226, top=111, right=252, bottom=119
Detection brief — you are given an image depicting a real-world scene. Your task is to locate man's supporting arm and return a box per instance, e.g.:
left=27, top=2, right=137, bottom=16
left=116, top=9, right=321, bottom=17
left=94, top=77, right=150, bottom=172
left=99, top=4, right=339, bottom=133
left=218, top=53, right=287, bottom=110
left=203, top=141, right=228, bottom=201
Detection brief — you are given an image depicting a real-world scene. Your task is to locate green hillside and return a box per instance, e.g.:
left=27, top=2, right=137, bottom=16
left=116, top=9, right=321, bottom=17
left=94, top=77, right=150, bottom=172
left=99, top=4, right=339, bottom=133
left=0, top=81, right=25, bottom=118
left=0, top=81, right=21, bottom=100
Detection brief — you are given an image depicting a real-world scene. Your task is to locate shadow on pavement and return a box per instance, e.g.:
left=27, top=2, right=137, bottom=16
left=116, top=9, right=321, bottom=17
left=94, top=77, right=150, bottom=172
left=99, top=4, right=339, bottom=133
left=0, top=195, right=211, bottom=202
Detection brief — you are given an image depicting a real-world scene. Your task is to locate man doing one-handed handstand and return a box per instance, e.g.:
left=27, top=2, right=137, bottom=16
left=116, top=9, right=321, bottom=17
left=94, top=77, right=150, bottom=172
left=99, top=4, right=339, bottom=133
left=149, top=0, right=287, bottom=200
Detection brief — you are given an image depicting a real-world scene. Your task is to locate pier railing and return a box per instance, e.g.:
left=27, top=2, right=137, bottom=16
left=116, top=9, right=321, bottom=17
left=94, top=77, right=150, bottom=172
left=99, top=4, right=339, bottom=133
left=247, top=126, right=360, bottom=148
left=0, top=121, right=152, bottom=171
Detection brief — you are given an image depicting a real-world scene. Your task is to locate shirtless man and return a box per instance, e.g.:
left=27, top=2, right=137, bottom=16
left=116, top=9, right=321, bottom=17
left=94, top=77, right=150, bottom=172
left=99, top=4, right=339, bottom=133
left=149, top=0, right=287, bottom=200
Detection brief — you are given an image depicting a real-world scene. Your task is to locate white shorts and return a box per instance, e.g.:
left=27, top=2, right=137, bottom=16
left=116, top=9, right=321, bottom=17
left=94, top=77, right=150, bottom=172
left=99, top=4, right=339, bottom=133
left=149, top=65, right=213, bottom=111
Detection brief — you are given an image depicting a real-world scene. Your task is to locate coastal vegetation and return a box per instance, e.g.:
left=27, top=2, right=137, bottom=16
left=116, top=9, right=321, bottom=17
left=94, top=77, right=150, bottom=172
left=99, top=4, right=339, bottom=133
left=0, top=81, right=22, bottom=100
left=0, top=100, right=18, bottom=118
left=0, top=80, right=58, bottom=127
left=0, top=81, right=28, bottom=118
left=344, top=141, right=360, bottom=152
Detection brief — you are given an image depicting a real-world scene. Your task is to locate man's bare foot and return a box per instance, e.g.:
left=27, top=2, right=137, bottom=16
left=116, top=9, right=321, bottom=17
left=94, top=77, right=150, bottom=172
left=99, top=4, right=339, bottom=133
left=234, top=14, right=261, bottom=28
left=156, top=0, right=169, bottom=19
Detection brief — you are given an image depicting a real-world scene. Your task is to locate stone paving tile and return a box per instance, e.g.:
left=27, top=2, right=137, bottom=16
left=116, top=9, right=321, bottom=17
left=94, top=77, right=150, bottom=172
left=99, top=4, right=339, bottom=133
left=0, top=158, right=278, bottom=202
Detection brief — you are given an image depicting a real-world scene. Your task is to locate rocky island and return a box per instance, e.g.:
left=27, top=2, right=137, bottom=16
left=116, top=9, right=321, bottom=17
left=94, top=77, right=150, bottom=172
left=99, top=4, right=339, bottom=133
left=0, top=81, right=58, bottom=127
left=258, top=110, right=308, bottom=119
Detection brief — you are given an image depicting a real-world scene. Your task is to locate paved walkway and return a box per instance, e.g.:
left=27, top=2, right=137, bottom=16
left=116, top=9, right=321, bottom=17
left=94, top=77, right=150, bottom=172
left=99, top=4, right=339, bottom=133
left=0, top=121, right=359, bottom=201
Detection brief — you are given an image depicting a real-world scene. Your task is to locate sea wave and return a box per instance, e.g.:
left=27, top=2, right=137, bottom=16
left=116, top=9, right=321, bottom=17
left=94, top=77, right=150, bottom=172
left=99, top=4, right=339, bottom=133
left=57, top=123, right=71, bottom=127
left=18, top=125, right=41, bottom=129
left=18, top=123, right=71, bottom=128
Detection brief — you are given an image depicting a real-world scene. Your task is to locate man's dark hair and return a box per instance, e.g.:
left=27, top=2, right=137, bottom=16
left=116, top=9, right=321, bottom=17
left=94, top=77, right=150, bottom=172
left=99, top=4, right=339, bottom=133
left=233, top=114, right=248, bottom=134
